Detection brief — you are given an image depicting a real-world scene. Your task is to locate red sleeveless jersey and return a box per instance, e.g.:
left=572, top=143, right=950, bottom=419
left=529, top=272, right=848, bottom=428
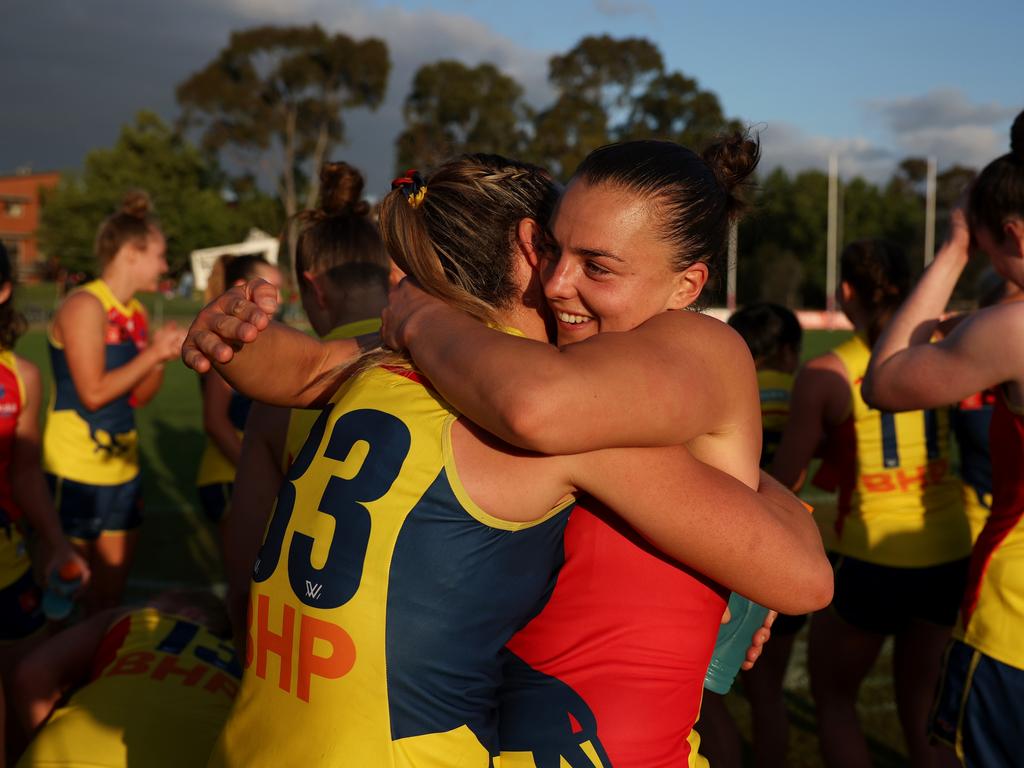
left=0, top=351, right=24, bottom=515
left=498, top=500, right=727, bottom=767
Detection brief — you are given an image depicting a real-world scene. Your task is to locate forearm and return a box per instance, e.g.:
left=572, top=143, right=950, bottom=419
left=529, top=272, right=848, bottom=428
left=131, top=363, right=165, bottom=406
left=208, top=422, right=243, bottom=466
left=213, top=322, right=353, bottom=408
left=78, top=347, right=162, bottom=410
left=866, top=242, right=968, bottom=403
left=11, top=458, right=65, bottom=559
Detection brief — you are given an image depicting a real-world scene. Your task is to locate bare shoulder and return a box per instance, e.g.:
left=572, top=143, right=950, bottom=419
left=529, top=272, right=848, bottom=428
left=57, top=289, right=105, bottom=326
left=13, top=354, right=40, bottom=387
left=643, top=310, right=752, bottom=358
left=802, top=349, right=847, bottom=377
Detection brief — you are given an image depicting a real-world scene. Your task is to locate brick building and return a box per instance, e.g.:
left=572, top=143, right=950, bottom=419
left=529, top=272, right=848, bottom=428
left=0, top=170, right=60, bottom=279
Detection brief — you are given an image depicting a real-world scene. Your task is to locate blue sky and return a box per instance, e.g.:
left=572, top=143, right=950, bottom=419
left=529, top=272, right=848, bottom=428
left=3, top=0, right=1021, bottom=193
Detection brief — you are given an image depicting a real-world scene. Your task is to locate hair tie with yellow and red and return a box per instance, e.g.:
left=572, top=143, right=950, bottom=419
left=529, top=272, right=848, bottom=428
left=391, top=169, right=427, bottom=209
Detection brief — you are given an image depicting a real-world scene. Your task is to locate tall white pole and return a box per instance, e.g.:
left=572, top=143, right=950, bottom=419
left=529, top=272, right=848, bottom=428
left=924, top=156, right=937, bottom=266
left=826, top=154, right=839, bottom=321
left=727, top=221, right=738, bottom=312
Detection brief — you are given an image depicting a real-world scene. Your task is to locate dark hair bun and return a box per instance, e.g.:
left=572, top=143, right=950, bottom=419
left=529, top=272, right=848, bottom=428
left=320, top=161, right=370, bottom=217
left=120, top=190, right=152, bottom=219
left=1011, top=109, right=1024, bottom=163
left=702, top=131, right=760, bottom=218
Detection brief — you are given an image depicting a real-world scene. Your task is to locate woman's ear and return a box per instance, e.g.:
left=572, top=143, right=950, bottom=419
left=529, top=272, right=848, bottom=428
left=303, top=270, right=329, bottom=310
left=516, top=218, right=546, bottom=269
left=667, top=262, right=709, bottom=310
left=0, top=282, right=11, bottom=305
left=1005, top=218, right=1024, bottom=259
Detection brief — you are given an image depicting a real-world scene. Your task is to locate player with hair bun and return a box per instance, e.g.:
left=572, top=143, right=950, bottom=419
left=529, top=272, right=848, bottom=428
left=43, top=192, right=184, bottom=614
left=865, top=110, right=1024, bottom=767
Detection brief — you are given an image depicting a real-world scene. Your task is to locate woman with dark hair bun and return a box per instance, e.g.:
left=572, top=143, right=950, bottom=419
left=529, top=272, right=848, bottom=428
left=188, top=144, right=830, bottom=767
left=771, top=238, right=968, bottom=768
left=43, top=192, right=184, bottom=614
left=864, top=109, right=1024, bottom=767
left=221, top=160, right=392, bottom=645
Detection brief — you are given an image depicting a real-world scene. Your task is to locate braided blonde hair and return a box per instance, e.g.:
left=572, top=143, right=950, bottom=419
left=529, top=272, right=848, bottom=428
left=379, top=154, right=560, bottom=327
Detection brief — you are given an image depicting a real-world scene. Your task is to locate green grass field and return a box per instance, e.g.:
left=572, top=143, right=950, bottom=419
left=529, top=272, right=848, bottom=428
left=13, top=306, right=909, bottom=767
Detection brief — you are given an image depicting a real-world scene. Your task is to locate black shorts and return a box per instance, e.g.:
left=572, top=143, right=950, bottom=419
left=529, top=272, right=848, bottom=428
left=830, top=553, right=969, bottom=635
left=0, top=568, right=45, bottom=642
left=771, top=611, right=809, bottom=636
left=930, top=639, right=1024, bottom=767
left=47, top=473, right=143, bottom=541
left=197, top=482, right=233, bottom=523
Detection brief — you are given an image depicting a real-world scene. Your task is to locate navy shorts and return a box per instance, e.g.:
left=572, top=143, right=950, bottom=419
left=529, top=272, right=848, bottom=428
left=197, top=482, right=233, bottom=523
left=831, top=553, right=969, bottom=635
left=47, top=473, right=143, bottom=541
left=0, top=568, right=45, bottom=642
left=930, top=639, right=1024, bottom=766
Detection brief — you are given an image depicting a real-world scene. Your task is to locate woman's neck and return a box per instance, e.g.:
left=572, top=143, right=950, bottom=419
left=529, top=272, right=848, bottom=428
left=99, top=267, right=137, bottom=306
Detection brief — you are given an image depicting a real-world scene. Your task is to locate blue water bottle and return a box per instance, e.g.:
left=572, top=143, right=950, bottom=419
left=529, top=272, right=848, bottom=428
left=42, top=560, right=84, bottom=621
left=704, top=592, right=770, bottom=694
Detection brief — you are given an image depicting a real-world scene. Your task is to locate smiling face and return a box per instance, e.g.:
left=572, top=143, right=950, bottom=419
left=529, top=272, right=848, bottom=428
left=542, top=179, right=706, bottom=345
left=128, top=229, right=168, bottom=292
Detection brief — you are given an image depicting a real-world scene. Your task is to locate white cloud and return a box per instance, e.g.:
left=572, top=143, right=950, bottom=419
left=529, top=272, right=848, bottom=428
left=757, top=121, right=896, bottom=182
left=867, top=89, right=1017, bottom=171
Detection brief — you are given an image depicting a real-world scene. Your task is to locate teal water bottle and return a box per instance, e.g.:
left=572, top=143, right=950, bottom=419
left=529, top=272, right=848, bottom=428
left=704, top=592, right=770, bottom=694
left=41, top=560, right=84, bottom=621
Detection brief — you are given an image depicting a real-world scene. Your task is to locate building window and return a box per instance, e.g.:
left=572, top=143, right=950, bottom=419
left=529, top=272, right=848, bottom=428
left=6, top=203, right=23, bottom=218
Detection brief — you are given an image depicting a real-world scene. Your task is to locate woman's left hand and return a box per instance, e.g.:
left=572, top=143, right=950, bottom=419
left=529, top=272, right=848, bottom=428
left=381, top=278, right=447, bottom=351
left=740, top=610, right=776, bottom=670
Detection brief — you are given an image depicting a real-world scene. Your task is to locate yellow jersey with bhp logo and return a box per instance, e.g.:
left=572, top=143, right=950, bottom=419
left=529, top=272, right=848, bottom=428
left=43, top=280, right=148, bottom=486
left=18, top=607, right=240, bottom=768
left=210, top=362, right=574, bottom=768
left=813, top=334, right=969, bottom=566
left=282, top=319, right=382, bottom=472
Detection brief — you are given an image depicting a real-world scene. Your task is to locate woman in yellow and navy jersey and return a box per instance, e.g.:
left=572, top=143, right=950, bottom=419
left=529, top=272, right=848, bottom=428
left=197, top=155, right=830, bottom=767
left=864, top=111, right=1024, bottom=768
left=12, top=590, right=239, bottom=768
left=0, top=243, right=88, bottom=763
left=773, top=240, right=969, bottom=768
left=196, top=254, right=283, bottom=524
left=43, top=192, right=184, bottom=615
left=221, top=161, right=392, bottom=649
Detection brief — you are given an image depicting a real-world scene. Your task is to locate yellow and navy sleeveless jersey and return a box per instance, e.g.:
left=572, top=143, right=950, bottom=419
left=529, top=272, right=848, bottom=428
left=0, top=349, right=30, bottom=590
left=17, top=607, right=240, bottom=768
left=956, top=393, right=1024, bottom=669
left=43, top=280, right=148, bottom=485
left=196, top=382, right=253, bottom=487
left=757, top=369, right=793, bottom=468
left=282, top=319, right=382, bottom=473
left=210, top=361, right=574, bottom=768
left=953, top=390, right=996, bottom=543
left=811, top=334, right=969, bottom=567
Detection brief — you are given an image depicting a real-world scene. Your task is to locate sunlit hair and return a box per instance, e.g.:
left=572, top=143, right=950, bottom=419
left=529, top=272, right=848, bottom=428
left=969, top=110, right=1024, bottom=242
left=94, top=190, right=160, bottom=267
left=840, top=238, right=912, bottom=346
left=571, top=133, right=759, bottom=306
left=294, top=161, right=390, bottom=293
left=0, top=242, right=27, bottom=350
left=377, top=153, right=560, bottom=327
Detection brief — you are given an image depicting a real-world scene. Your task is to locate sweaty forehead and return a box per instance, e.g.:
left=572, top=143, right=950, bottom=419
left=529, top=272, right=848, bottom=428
left=553, top=180, right=660, bottom=250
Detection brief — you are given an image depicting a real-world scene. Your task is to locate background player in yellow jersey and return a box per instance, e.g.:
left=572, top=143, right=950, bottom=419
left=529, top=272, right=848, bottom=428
left=196, top=254, right=283, bottom=524
left=864, top=111, right=1024, bottom=768
left=773, top=239, right=969, bottom=768
left=190, top=154, right=831, bottom=766
left=222, top=161, right=391, bottom=649
left=701, top=302, right=804, bottom=768
left=43, top=193, right=184, bottom=614
left=11, top=590, right=239, bottom=768
left=0, top=243, right=87, bottom=765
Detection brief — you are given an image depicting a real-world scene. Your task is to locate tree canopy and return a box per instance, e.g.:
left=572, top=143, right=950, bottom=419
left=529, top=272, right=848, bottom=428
left=39, top=112, right=281, bottom=276
left=176, top=24, right=389, bottom=238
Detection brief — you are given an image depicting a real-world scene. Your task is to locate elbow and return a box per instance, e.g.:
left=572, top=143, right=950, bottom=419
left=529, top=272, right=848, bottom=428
left=78, top=391, right=105, bottom=413
left=782, top=555, right=834, bottom=615
left=859, top=372, right=883, bottom=411
left=499, top=394, right=565, bottom=454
